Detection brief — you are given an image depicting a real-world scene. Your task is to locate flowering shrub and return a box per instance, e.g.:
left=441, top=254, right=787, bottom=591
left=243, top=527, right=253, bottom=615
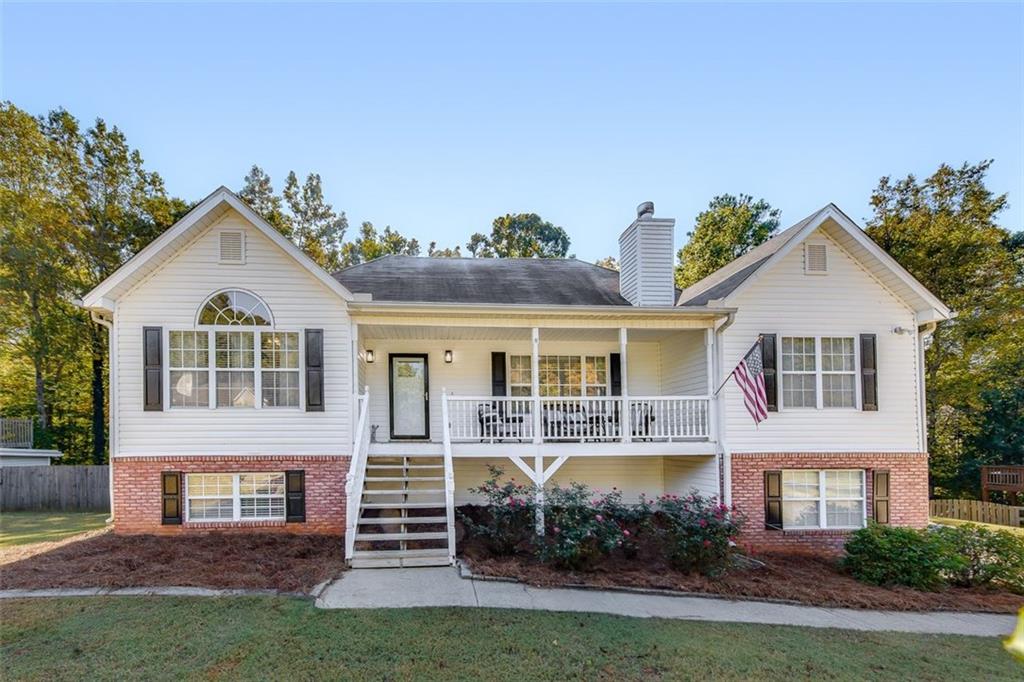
left=593, top=488, right=653, bottom=558
left=459, top=465, right=536, bottom=555
left=538, top=482, right=625, bottom=570
left=656, top=491, right=745, bottom=576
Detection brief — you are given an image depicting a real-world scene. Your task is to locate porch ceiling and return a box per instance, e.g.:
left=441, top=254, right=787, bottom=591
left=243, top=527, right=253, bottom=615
left=358, top=325, right=702, bottom=342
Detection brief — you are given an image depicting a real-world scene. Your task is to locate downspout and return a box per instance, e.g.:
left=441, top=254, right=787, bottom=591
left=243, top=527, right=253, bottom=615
left=90, top=308, right=116, bottom=524
left=917, top=321, right=937, bottom=455
left=714, top=312, right=736, bottom=505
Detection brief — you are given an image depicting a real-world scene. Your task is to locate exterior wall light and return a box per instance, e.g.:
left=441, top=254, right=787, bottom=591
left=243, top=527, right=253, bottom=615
left=444, top=350, right=453, bottom=363
left=366, top=349, right=375, bottom=363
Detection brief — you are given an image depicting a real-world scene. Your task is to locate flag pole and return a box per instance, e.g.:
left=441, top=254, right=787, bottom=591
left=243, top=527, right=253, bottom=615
left=712, top=336, right=763, bottom=397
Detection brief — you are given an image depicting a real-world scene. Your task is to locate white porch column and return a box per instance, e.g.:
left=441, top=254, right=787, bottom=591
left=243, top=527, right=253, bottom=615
left=532, top=327, right=544, bottom=533
left=705, top=327, right=715, bottom=442
left=619, top=327, right=630, bottom=444
left=351, top=321, right=360, bottom=447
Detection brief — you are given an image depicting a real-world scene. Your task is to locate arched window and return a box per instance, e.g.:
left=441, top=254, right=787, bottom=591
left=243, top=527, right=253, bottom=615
left=198, top=290, right=272, bottom=326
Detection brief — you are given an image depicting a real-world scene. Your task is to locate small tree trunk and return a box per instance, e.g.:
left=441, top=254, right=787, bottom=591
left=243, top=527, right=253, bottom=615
left=29, top=291, right=49, bottom=432
left=91, top=323, right=107, bottom=464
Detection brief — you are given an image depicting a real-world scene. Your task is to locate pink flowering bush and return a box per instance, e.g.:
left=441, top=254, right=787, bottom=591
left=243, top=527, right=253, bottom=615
left=593, top=488, right=654, bottom=559
left=459, top=465, right=536, bottom=555
left=656, top=491, right=746, bottom=576
left=538, top=482, right=625, bottom=570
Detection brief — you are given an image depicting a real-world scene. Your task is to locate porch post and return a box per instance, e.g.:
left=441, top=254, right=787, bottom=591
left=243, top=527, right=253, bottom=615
left=620, top=327, right=630, bottom=443
left=532, top=327, right=544, bottom=533
left=351, top=321, right=360, bottom=446
left=705, top=327, right=715, bottom=442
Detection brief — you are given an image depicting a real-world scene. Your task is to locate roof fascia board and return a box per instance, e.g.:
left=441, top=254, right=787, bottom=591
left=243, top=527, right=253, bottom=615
left=347, top=300, right=735, bottom=318
left=82, top=186, right=353, bottom=309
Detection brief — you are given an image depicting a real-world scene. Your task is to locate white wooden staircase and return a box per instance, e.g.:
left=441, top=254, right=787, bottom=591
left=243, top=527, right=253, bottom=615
left=345, top=390, right=457, bottom=568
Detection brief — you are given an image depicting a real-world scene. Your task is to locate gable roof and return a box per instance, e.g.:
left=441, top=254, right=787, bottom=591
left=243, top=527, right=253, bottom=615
left=334, top=256, right=637, bottom=306
left=80, top=186, right=353, bottom=311
left=676, top=204, right=952, bottom=321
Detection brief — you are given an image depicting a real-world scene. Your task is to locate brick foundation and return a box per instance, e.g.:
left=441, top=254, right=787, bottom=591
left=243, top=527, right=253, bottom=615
left=730, top=452, right=929, bottom=556
left=113, top=455, right=349, bottom=535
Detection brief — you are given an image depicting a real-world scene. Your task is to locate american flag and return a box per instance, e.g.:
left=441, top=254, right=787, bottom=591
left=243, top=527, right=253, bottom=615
left=732, top=338, right=768, bottom=425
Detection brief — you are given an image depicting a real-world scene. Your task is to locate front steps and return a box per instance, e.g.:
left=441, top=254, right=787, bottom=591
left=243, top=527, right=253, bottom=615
left=350, top=452, right=452, bottom=568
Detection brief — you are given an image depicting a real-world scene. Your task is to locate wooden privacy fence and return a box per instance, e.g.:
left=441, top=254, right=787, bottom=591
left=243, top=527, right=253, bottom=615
left=0, top=465, right=110, bottom=512
left=929, top=498, right=1024, bottom=528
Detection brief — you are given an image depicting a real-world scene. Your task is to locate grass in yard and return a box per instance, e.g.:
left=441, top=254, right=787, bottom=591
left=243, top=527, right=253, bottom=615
left=0, top=511, right=108, bottom=547
left=1, top=597, right=1020, bottom=681
left=931, top=517, right=1024, bottom=536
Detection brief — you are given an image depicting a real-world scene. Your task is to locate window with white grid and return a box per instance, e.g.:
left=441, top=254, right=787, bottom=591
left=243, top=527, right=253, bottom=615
left=186, top=472, right=286, bottom=522
left=185, top=474, right=234, bottom=521
left=509, top=354, right=532, bottom=397
left=585, top=356, right=608, bottom=396
left=508, top=355, right=608, bottom=397
left=216, top=331, right=255, bottom=407
left=169, top=331, right=209, bottom=408
left=260, top=332, right=300, bottom=407
left=821, top=337, right=856, bottom=408
left=781, top=336, right=858, bottom=409
left=239, top=473, right=286, bottom=519
left=781, top=337, right=817, bottom=408
left=781, top=470, right=865, bottom=529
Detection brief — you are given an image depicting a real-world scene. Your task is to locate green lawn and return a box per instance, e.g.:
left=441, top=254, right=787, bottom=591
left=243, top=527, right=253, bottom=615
left=931, top=517, right=1024, bottom=537
left=0, top=511, right=108, bottom=547
left=1, top=597, right=1019, bottom=681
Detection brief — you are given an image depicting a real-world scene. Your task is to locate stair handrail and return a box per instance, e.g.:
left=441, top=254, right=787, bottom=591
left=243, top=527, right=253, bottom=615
left=345, top=389, right=370, bottom=561
left=441, top=388, right=456, bottom=564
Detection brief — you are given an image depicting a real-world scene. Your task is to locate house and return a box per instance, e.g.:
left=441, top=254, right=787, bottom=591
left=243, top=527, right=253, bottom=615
left=0, top=418, right=61, bottom=467
left=81, top=187, right=950, bottom=567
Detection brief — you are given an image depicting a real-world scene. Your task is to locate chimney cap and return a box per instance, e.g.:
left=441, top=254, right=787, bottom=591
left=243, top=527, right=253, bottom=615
left=637, top=201, right=655, bottom=219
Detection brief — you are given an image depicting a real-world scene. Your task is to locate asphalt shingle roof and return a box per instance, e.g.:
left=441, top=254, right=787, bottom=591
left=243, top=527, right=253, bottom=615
left=333, top=256, right=633, bottom=306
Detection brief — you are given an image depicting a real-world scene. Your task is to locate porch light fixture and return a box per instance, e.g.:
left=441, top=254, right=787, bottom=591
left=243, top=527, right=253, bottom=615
left=366, top=349, right=375, bottom=363
left=444, top=350, right=453, bottom=363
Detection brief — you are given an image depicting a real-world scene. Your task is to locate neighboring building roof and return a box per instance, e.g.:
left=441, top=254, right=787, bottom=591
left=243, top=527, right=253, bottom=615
left=334, top=256, right=635, bottom=306
left=81, top=186, right=354, bottom=311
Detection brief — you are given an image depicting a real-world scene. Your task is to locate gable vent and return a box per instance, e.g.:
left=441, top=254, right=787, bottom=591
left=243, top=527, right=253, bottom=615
left=219, top=230, right=245, bottom=264
left=805, top=243, right=827, bottom=274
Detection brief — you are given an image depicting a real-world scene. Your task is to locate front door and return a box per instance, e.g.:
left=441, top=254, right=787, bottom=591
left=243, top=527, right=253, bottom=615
left=389, top=354, right=430, bottom=439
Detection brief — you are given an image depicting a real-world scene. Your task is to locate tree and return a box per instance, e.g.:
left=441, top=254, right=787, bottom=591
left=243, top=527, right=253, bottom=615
left=865, top=160, right=1023, bottom=496
left=238, top=165, right=292, bottom=237
left=595, top=256, right=618, bottom=270
left=467, top=213, right=570, bottom=258
left=338, top=222, right=421, bottom=267
left=675, top=194, right=780, bottom=288
left=283, top=172, right=347, bottom=272
left=428, top=242, right=462, bottom=258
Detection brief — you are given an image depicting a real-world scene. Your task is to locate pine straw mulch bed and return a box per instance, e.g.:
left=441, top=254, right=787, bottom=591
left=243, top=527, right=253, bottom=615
left=0, top=532, right=346, bottom=594
left=459, top=537, right=1024, bottom=614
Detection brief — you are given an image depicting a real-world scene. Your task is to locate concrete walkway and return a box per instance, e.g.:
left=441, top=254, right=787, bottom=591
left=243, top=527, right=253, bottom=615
left=316, top=567, right=1019, bottom=637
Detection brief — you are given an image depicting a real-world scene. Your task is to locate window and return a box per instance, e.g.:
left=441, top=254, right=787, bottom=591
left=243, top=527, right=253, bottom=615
left=508, top=355, right=608, bottom=397
left=186, top=472, right=286, bottom=522
left=199, top=290, right=271, bottom=326
left=781, top=336, right=857, bottom=409
left=781, top=470, right=865, bottom=529
left=169, top=331, right=209, bottom=407
left=216, top=331, right=255, bottom=407
left=261, top=332, right=300, bottom=407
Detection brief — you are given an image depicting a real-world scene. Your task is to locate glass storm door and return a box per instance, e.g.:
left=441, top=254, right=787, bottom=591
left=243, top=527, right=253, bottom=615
left=389, top=354, right=429, bottom=439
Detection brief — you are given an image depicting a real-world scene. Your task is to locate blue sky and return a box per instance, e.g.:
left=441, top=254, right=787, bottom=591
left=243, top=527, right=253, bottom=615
left=3, top=2, right=1021, bottom=260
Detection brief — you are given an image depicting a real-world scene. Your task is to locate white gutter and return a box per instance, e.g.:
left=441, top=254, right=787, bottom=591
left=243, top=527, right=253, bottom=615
left=917, top=321, right=938, bottom=454
left=347, top=300, right=737, bottom=318
left=714, top=312, right=737, bottom=505
left=90, top=307, right=116, bottom=524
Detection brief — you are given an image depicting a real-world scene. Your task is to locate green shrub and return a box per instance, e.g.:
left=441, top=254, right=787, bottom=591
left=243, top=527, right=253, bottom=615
left=592, top=488, right=653, bottom=558
left=843, top=524, right=962, bottom=591
left=538, top=482, right=625, bottom=570
left=656, top=491, right=745, bottom=577
left=459, top=465, right=536, bottom=555
left=932, top=524, right=1024, bottom=593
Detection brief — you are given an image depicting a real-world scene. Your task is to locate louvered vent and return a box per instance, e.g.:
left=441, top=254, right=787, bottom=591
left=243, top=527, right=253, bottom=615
left=219, top=230, right=245, bottom=264
left=805, top=243, right=827, bottom=274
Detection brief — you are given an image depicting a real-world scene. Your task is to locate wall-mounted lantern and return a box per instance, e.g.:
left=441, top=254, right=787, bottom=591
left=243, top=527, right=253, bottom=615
left=444, top=350, right=453, bottom=363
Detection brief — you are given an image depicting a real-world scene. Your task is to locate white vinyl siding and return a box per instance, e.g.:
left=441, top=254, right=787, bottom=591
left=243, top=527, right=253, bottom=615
left=721, top=227, right=923, bottom=452
left=114, top=209, right=352, bottom=456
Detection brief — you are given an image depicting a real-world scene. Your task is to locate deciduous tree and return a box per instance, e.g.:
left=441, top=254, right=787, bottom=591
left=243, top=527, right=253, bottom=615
left=467, top=213, right=570, bottom=258
left=338, top=221, right=420, bottom=267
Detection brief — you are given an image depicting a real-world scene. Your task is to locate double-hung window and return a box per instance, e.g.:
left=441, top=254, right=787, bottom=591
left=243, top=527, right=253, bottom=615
left=508, top=354, right=608, bottom=397
left=185, top=472, right=286, bottom=522
left=260, top=332, right=300, bottom=407
left=781, top=470, right=865, bottom=529
left=169, top=331, right=209, bottom=407
left=780, top=336, right=857, bottom=409
left=216, top=331, right=255, bottom=407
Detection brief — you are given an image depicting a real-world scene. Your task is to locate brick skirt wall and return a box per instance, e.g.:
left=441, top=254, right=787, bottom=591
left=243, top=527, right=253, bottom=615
left=730, top=452, right=929, bottom=555
left=113, top=455, right=349, bottom=535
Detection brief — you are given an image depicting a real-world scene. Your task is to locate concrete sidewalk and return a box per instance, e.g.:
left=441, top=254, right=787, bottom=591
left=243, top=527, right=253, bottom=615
left=315, top=566, right=1019, bottom=637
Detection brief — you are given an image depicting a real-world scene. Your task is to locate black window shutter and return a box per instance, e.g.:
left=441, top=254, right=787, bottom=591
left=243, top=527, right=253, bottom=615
left=764, top=470, right=783, bottom=530
left=760, top=334, right=778, bottom=412
left=286, top=470, right=306, bottom=522
left=491, top=352, right=507, bottom=396
left=161, top=471, right=182, bottom=525
left=860, top=333, right=878, bottom=411
left=609, top=353, right=622, bottom=396
left=305, top=329, right=324, bottom=412
left=873, top=470, right=890, bottom=524
left=143, top=326, right=163, bottom=411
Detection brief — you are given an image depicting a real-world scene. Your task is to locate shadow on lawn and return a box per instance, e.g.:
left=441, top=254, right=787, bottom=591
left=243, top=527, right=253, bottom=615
left=0, top=532, right=347, bottom=593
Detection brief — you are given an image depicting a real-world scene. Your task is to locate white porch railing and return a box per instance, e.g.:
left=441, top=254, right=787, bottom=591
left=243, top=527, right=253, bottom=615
left=1, top=418, right=33, bottom=449
left=441, top=390, right=456, bottom=563
left=444, top=395, right=711, bottom=443
left=345, top=390, right=370, bottom=561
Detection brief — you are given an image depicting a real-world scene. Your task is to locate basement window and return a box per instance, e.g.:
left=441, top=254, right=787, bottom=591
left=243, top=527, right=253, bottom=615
left=185, top=472, right=285, bottom=522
